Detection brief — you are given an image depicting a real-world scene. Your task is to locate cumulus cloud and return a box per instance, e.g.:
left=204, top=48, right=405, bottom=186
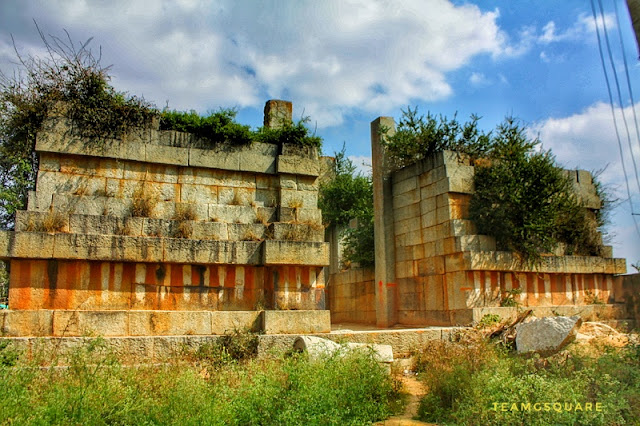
left=538, top=13, right=614, bottom=44
left=0, top=0, right=513, bottom=127
left=531, top=102, right=640, bottom=262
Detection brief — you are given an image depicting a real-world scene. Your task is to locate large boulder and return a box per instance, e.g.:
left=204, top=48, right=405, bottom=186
left=515, top=316, right=582, bottom=355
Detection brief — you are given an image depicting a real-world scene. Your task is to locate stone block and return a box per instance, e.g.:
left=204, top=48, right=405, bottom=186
left=52, top=194, right=106, bottom=216
left=27, top=191, right=53, bottom=212
left=227, top=223, right=267, bottom=241
left=53, top=310, right=129, bottom=337
left=239, top=142, right=278, bottom=174
left=262, top=310, right=331, bottom=334
left=211, top=311, right=262, bottom=334
left=394, top=203, right=421, bottom=223
left=180, top=184, right=218, bottom=204
left=189, top=146, right=241, bottom=171
left=418, top=257, right=445, bottom=275
left=281, top=189, right=318, bottom=210
left=0, top=231, right=11, bottom=259
left=129, top=311, right=212, bottom=336
left=163, top=239, right=262, bottom=264
left=296, top=175, right=318, bottom=191
left=393, top=176, right=418, bottom=195
left=2, top=310, right=54, bottom=337
left=145, top=143, right=189, bottom=166
left=516, top=316, right=581, bottom=354
left=459, top=235, right=496, bottom=252
left=278, top=207, right=323, bottom=224
left=264, top=100, right=293, bottom=129
left=156, top=129, right=195, bottom=148
left=39, top=153, right=61, bottom=172
left=419, top=165, right=447, bottom=187
left=281, top=143, right=318, bottom=159
left=52, top=234, right=163, bottom=262
left=446, top=163, right=475, bottom=194
left=277, top=155, right=320, bottom=176
left=209, top=205, right=257, bottom=223
left=271, top=223, right=324, bottom=243
left=11, top=232, right=54, bottom=258
left=190, top=221, right=228, bottom=240
left=263, top=241, right=329, bottom=265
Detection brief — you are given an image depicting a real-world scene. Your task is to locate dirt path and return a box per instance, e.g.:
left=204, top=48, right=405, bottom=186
left=375, top=374, right=436, bottom=426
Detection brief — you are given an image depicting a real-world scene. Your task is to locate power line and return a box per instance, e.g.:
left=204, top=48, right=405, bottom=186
left=590, top=0, right=640, bottom=238
left=598, top=0, right=640, bottom=195
left=614, top=0, right=640, bottom=168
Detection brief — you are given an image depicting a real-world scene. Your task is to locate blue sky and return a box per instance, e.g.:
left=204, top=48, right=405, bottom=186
left=1, top=0, right=639, bottom=267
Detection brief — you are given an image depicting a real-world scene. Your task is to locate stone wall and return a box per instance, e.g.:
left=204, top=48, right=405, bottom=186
left=388, top=150, right=625, bottom=326
left=327, top=267, right=376, bottom=324
left=364, top=115, right=627, bottom=327
left=0, top=101, right=330, bottom=321
left=619, top=273, right=640, bottom=322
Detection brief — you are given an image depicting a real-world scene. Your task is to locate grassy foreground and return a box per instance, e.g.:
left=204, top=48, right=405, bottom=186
left=414, top=331, right=640, bottom=425
left=0, top=338, right=401, bottom=425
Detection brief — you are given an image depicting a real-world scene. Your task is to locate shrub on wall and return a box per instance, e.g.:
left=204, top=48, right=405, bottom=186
left=383, top=109, right=608, bottom=262
left=160, top=109, right=252, bottom=146
left=0, top=27, right=156, bottom=229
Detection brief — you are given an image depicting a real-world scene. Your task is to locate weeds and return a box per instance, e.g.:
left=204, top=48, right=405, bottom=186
left=172, top=221, right=193, bottom=239
left=414, top=333, right=640, bottom=425
left=0, top=336, right=397, bottom=424
left=173, top=204, right=197, bottom=221
left=40, top=211, right=66, bottom=232
left=131, top=185, right=157, bottom=217
left=500, top=288, right=522, bottom=307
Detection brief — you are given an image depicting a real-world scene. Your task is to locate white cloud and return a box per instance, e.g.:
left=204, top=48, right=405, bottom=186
left=348, top=155, right=372, bottom=176
left=531, top=102, right=640, bottom=264
left=538, top=13, right=615, bottom=44
left=0, top=0, right=513, bottom=127
left=469, top=72, right=489, bottom=86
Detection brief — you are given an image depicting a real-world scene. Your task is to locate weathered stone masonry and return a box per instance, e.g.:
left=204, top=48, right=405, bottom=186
left=0, top=100, right=331, bottom=336
left=328, top=117, right=628, bottom=327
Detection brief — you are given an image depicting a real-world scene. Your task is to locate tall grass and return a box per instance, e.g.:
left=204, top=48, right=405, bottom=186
left=414, top=334, right=640, bottom=425
left=0, top=337, right=399, bottom=425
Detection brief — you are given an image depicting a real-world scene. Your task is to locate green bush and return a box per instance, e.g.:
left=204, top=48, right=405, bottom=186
left=382, top=107, right=491, bottom=168
left=0, top=27, right=155, bottom=229
left=160, top=108, right=252, bottom=146
left=0, top=339, right=399, bottom=425
left=319, top=148, right=374, bottom=267
left=414, top=337, right=639, bottom=425
left=384, top=109, right=607, bottom=262
left=253, top=117, right=322, bottom=149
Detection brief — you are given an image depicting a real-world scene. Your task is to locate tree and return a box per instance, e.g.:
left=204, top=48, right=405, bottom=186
left=319, top=147, right=374, bottom=267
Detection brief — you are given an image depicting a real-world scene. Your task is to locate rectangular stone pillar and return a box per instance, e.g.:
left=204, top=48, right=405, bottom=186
left=371, top=117, right=397, bottom=327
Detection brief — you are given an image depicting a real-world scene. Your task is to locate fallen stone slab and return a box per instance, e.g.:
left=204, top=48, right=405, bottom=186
left=515, top=316, right=582, bottom=355
left=293, top=335, right=394, bottom=366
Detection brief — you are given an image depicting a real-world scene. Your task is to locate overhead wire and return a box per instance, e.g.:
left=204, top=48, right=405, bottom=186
left=613, top=0, right=640, bottom=175
left=598, top=0, right=640, bottom=195
left=589, top=0, right=640, bottom=237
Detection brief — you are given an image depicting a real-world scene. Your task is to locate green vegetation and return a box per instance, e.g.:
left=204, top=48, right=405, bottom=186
left=0, top=28, right=155, bottom=229
left=414, top=334, right=640, bottom=425
left=0, top=337, right=399, bottom=425
left=319, top=148, right=374, bottom=267
left=0, top=28, right=322, bottom=229
left=160, top=108, right=252, bottom=146
left=383, top=108, right=608, bottom=262
left=382, top=107, right=490, bottom=169
left=253, top=117, right=322, bottom=149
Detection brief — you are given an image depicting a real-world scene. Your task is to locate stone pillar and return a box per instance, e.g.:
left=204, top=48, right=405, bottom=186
left=264, top=100, right=293, bottom=129
left=371, top=117, right=397, bottom=327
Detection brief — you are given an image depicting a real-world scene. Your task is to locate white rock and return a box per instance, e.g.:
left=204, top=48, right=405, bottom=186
left=516, top=316, right=582, bottom=354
